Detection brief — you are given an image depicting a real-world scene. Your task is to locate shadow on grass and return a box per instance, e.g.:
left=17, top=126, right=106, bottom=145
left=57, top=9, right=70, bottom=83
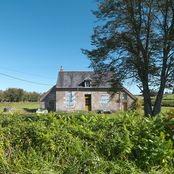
left=23, top=108, right=37, bottom=113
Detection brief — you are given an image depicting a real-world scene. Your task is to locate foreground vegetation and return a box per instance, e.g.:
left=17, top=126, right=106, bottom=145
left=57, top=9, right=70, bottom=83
left=0, top=111, right=174, bottom=173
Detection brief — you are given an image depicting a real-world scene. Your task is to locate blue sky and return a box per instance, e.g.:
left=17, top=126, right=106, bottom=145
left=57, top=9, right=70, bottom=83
left=0, top=0, right=139, bottom=94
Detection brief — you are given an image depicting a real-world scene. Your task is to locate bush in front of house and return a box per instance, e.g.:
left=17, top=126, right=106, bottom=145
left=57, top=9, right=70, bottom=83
left=0, top=112, right=173, bottom=173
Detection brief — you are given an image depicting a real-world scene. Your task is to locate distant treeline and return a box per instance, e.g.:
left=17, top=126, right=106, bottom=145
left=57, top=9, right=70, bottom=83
left=0, top=88, right=41, bottom=102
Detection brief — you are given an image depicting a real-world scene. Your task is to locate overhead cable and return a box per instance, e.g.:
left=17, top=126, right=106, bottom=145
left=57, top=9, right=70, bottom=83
left=0, top=72, right=52, bottom=86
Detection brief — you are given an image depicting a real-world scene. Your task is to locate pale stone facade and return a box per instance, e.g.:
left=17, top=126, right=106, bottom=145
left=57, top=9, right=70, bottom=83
left=40, top=70, right=136, bottom=112
left=56, top=90, right=134, bottom=112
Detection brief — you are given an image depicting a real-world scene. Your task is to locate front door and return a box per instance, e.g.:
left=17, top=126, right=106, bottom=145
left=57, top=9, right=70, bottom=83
left=85, top=94, right=92, bottom=111
left=123, top=102, right=128, bottom=111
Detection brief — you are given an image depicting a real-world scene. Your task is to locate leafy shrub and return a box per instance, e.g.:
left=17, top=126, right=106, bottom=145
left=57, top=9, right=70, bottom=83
left=135, top=98, right=142, bottom=112
left=0, top=112, right=173, bottom=173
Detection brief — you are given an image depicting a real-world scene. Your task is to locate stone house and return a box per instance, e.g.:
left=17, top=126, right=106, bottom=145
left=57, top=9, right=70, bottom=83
left=40, top=69, right=136, bottom=112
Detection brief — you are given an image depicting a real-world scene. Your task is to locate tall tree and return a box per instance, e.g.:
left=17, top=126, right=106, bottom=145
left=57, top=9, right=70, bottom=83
left=83, top=0, right=174, bottom=116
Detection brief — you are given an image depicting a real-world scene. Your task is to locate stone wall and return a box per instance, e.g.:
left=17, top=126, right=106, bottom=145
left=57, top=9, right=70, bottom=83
left=41, top=86, right=56, bottom=111
left=56, top=90, right=135, bottom=112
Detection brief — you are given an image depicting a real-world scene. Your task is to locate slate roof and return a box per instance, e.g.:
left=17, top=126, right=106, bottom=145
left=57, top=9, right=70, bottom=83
left=56, top=71, right=136, bottom=100
left=56, top=71, right=113, bottom=88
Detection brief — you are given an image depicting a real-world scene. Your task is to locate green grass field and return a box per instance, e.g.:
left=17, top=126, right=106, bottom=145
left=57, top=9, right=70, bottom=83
left=0, top=99, right=173, bottom=114
left=161, top=106, right=174, bottom=113
left=135, top=94, right=174, bottom=113
left=163, top=94, right=174, bottom=100
left=0, top=102, right=39, bottom=113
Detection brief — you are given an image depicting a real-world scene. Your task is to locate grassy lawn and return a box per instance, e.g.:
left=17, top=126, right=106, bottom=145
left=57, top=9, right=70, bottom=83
left=0, top=102, right=39, bottom=113
left=163, top=94, right=174, bottom=99
left=0, top=101, right=173, bottom=114
left=161, top=106, right=174, bottom=113
left=135, top=94, right=174, bottom=113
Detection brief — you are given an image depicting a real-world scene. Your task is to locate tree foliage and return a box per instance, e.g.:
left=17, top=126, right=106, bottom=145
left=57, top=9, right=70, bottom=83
left=0, top=88, right=41, bottom=102
left=83, top=0, right=174, bottom=116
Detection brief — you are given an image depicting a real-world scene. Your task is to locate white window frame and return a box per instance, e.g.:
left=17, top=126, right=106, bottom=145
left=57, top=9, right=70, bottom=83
left=64, top=92, right=76, bottom=108
left=101, top=95, right=110, bottom=105
left=84, top=80, right=91, bottom=88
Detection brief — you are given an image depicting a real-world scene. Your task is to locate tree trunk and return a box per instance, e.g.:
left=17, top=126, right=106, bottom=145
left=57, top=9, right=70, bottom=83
left=144, top=98, right=153, bottom=116
left=153, top=88, right=165, bottom=116
left=142, top=84, right=153, bottom=116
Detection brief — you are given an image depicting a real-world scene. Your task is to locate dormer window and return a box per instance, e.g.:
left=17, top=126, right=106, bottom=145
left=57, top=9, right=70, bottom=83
left=80, top=76, right=92, bottom=88
left=84, top=80, right=91, bottom=87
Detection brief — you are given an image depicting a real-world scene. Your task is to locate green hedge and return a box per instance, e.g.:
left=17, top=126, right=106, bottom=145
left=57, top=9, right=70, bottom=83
left=0, top=112, right=174, bottom=173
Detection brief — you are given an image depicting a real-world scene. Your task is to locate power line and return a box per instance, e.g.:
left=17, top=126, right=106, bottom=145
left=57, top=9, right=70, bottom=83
left=0, top=66, right=55, bottom=80
left=0, top=72, right=52, bottom=86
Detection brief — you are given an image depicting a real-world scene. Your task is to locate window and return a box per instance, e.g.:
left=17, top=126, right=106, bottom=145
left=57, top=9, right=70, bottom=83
left=101, top=95, right=109, bottom=105
left=84, top=80, right=91, bottom=87
left=100, top=95, right=110, bottom=110
left=64, top=92, right=76, bottom=108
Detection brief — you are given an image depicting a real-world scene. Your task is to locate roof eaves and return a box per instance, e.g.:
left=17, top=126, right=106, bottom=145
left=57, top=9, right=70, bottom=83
left=40, top=85, right=56, bottom=102
left=122, top=87, right=136, bottom=100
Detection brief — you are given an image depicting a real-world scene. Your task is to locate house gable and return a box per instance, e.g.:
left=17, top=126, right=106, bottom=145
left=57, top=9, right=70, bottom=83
left=40, top=85, right=56, bottom=111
